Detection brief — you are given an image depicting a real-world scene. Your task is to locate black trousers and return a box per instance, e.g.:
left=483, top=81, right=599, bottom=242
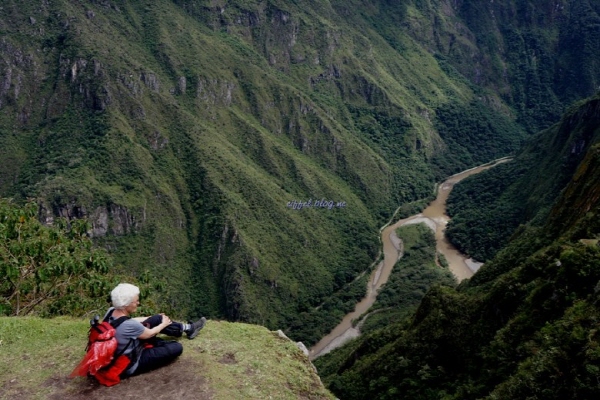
left=141, top=314, right=186, bottom=337
left=133, top=315, right=184, bottom=375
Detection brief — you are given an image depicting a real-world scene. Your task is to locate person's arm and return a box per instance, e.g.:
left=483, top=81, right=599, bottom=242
left=138, top=314, right=172, bottom=339
left=132, top=317, right=150, bottom=322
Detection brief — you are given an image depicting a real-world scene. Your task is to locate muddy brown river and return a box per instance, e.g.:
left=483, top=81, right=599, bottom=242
left=308, top=158, right=511, bottom=360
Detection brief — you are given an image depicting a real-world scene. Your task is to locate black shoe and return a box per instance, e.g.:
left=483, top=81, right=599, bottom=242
left=186, top=317, right=206, bottom=339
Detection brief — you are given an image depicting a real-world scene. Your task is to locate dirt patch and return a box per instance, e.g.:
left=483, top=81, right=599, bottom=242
left=0, top=378, right=34, bottom=400
left=218, top=352, right=237, bottom=365
left=42, top=375, right=70, bottom=390
left=47, top=359, right=213, bottom=400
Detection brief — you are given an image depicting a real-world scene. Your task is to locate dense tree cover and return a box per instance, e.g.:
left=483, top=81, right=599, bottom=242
left=348, top=105, right=437, bottom=202
left=0, top=0, right=387, bottom=336
left=454, top=0, right=599, bottom=133
left=0, top=200, right=168, bottom=318
left=554, top=1, right=600, bottom=107
left=445, top=94, right=600, bottom=261
left=445, top=161, right=527, bottom=261
left=314, top=98, right=600, bottom=399
left=0, top=199, right=111, bottom=316
left=287, top=274, right=369, bottom=346
left=432, top=100, right=525, bottom=176
left=316, top=192, right=600, bottom=399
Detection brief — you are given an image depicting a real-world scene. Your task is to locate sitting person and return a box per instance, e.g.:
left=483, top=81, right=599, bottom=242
left=104, top=283, right=206, bottom=376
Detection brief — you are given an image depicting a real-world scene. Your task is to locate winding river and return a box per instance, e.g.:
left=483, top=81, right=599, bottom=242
left=308, top=158, right=511, bottom=360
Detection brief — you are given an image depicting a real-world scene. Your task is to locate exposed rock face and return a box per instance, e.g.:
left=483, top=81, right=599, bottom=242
left=89, top=204, right=139, bottom=237
left=177, top=76, right=187, bottom=94
left=118, top=72, right=144, bottom=96
left=147, top=130, right=169, bottom=150
left=38, top=202, right=87, bottom=225
left=140, top=72, right=160, bottom=92
left=90, top=206, right=109, bottom=236
left=38, top=201, right=139, bottom=238
left=196, top=77, right=236, bottom=106
left=296, top=341, right=310, bottom=357
left=0, top=39, right=36, bottom=112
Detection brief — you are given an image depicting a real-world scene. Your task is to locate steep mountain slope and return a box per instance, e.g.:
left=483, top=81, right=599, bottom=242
left=446, top=93, right=600, bottom=261
left=446, top=95, right=600, bottom=261
left=314, top=94, right=600, bottom=399
left=1, top=0, right=599, bottom=345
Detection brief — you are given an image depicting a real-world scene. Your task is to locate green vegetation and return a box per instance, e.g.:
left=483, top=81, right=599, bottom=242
left=317, top=227, right=600, bottom=399
left=432, top=99, right=525, bottom=175
left=445, top=161, right=528, bottom=261
left=0, top=199, right=170, bottom=318
left=287, top=273, right=369, bottom=346
left=314, top=94, right=600, bottom=399
left=446, top=94, right=600, bottom=261
left=2, top=2, right=600, bottom=396
left=1, top=0, right=600, bottom=347
left=0, top=200, right=111, bottom=316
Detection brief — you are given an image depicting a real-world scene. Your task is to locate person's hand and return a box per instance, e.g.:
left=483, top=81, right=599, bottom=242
left=160, top=313, right=172, bottom=327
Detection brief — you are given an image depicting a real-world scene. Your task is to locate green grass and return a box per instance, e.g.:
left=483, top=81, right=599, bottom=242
left=0, top=317, right=89, bottom=398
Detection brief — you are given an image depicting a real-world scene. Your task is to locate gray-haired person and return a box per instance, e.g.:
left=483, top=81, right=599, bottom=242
left=104, top=283, right=206, bottom=376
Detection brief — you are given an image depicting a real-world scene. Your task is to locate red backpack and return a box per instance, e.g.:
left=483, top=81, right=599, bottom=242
left=70, top=315, right=132, bottom=386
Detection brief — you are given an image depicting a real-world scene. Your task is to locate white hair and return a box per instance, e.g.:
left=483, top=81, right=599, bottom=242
left=111, top=283, right=140, bottom=309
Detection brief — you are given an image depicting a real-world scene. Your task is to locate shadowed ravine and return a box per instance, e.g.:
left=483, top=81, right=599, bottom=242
left=309, top=158, right=511, bottom=360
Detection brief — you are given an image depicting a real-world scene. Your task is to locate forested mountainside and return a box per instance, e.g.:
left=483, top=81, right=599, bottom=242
left=314, top=94, right=600, bottom=399
left=1, top=0, right=599, bottom=344
left=446, top=93, right=600, bottom=261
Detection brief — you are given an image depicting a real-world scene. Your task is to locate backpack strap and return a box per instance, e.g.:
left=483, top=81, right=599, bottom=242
left=109, top=316, right=135, bottom=359
left=110, top=316, right=130, bottom=329
left=102, top=307, right=115, bottom=322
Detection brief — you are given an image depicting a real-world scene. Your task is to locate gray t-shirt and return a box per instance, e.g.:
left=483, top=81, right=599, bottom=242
left=103, top=308, right=146, bottom=375
left=113, top=319, right=145, bottom=353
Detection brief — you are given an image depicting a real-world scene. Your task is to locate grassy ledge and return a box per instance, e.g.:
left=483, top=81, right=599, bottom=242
left=0, top=317, right=333, bottom=400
